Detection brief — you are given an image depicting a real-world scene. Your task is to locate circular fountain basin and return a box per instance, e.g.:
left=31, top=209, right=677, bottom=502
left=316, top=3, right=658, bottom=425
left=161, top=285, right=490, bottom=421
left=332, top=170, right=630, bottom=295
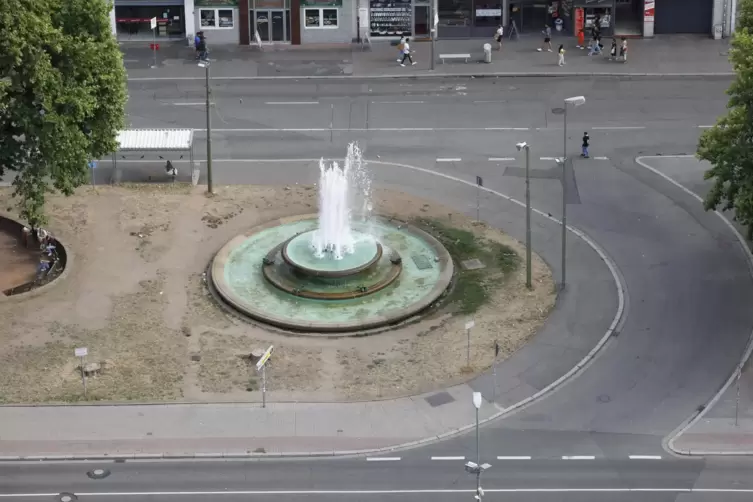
left=210, top=214, right=453, bottom=334
left=282, top=230, right=382, bottom=278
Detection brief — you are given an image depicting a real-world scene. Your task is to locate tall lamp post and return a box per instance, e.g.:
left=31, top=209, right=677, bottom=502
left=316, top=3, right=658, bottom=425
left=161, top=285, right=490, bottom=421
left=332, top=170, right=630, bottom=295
left=516, top=142, right=532, bottom=289
left=551, top=95, right=585, bottom=290
left=465, top=392, right=491, bottom=501
left=430, top=0, right=438, bottom=71
left=198, top=60, right=214, bottom=194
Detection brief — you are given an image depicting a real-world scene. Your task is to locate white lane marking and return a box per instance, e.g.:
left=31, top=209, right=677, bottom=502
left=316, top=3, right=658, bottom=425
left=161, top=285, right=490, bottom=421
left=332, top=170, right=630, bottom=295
left=496, top=456, right=532, bottom=460
left=264, top=101, right=320, bottom=105
left=123, top=59, right=139, bottom=63
left=562, top=456, right=596, bottom=460
left=486, top=127, right=529, bottom=131
left=629, top=455, right=662, bottom=460
left=592, top=126, right=646, bottom=130
left=366, top=457, right=401, bottom=462
left=5, top=488, right=753, bottom=496
left=474, top=100, right=508, bottom=103
left=594, top=156, right=609, bottom=160
left=188, top=127, right=527, bottom=133
left=431, top=456, right=465, bottom=460
left=540, top=157, right=557, bottom=160
left=489, top=157, right=515, bottom=161
left=698, top=125, right=714, bottom=128
left=637, top=155, right=753, bottom=456
left=436, top=158, right=461, bottom=162
left=373, top=100, right=425, bottom=104
left=170, top=102, right=208, bottom=106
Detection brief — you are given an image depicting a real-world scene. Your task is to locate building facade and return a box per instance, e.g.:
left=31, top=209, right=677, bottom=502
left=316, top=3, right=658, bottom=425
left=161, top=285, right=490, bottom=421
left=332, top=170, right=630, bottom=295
left=107, top=0, right=734, bottom=44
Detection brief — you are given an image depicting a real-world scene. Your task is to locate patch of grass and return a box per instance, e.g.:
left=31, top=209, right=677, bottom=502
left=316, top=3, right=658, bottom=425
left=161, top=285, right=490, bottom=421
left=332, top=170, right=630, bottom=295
left=415, top=218, right=520, bottom=315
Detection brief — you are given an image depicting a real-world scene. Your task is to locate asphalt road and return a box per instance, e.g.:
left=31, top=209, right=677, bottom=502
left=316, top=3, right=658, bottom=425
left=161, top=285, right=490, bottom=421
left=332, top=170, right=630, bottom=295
left=5, top=75, right=753, bottom=498
left=3, top=456, right=753, bottom=501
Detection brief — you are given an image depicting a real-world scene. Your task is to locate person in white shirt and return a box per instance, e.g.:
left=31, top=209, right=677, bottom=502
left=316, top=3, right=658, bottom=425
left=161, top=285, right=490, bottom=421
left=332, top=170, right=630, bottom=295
left=397, top=36, right=406, bottom=62
left=495, top=25, right=504, bottom=50
left=399, top=39, right=416, bottom=66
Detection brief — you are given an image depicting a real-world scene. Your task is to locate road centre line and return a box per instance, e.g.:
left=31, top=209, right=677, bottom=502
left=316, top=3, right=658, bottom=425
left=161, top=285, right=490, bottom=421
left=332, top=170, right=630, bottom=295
left=562, top=456, right=596, bottom=460
left=496, top=456, right=532, bottom=460
left=436, top=158, right=461, bottom=162
left=629, top=455, right=662, bottom=460
left=265, top=101, right=320, bottom=105
left=4, top=488, right=753, bottom=497
left=698, top=125, right=714, bottom=128
left=489, top=157, right=515, bottom=161
left=540, top=157, right=557, bottom=160
left=594, top=156, right=609, bottom=160
left=373, top=100, right=425, bottom=104
left=169, top=102, right=208, bottom=106
left=592, top=126, right=646, bottom=130
left=366, top=457, right=401, bottom=462
left=431, top=456, right=465, bottom=460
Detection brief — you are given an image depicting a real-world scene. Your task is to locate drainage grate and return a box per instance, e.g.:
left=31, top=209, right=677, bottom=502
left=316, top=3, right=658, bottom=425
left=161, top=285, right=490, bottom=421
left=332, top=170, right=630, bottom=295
left=425, top=391, right=456, bottom=407
left=411, top=254, right=433, bottom=270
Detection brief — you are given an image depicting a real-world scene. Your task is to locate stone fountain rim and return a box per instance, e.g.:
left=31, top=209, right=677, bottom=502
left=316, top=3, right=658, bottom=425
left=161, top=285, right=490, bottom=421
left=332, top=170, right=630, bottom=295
left=209, top=213, right=454, bottom=334
left=281, top=229, right=384, bottom=278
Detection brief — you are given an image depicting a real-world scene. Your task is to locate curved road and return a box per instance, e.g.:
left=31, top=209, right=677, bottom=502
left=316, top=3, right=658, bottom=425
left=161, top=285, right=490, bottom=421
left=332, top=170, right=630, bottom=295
left=3, top=75, right=753, bottom=497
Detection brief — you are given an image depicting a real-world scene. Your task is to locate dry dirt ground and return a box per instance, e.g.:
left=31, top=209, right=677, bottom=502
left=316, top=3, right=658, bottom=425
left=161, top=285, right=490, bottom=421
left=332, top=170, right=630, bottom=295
left=0, top=184, right=555, bottom=404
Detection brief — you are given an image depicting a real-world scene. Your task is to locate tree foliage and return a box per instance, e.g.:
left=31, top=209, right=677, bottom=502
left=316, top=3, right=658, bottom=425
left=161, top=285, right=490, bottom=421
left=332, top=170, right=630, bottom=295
left=0, top=0, right=126, bottom=226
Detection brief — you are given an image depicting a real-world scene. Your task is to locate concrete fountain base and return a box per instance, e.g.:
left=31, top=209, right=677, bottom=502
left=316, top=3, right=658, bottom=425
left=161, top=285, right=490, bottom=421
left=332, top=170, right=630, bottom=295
left=210, top=213, right=453, bottom=334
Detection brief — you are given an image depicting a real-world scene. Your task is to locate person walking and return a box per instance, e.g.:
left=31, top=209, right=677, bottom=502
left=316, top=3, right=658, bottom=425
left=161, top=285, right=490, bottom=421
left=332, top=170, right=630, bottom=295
left=537, top=25, right=552, bottom=52
left=397, top=36, right=406, bottom=62
left=399, top=38, right=416, bottom=66
left=581, top=132, right=590, bottom=158
left=619, top=37, right=628, bottom=62
left=557, top=44, right=566, bottom=66
left=609, top=38, right=617, bottom=60
left=588, top=33, right=602, bottom=56
left=495, top=25, right=504, bottom=50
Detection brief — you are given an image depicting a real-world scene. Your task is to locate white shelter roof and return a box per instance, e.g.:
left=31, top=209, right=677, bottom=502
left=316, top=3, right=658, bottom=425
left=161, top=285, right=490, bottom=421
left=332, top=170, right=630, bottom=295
left=116, top=129, right=193, bottom=152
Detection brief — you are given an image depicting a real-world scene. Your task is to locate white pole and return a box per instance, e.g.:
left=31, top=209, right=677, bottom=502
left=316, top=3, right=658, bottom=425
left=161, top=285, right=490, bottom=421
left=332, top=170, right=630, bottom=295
left=80, top=356, right=87, bottom=399
left=262, top=365, right=267, bottom=408
left=735, top=369, right=741, bottom=426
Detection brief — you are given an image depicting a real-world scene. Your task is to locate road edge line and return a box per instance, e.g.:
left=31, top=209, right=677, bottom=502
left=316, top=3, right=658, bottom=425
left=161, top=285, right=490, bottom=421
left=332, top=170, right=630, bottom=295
left=634, top=155, right=753, bottom=457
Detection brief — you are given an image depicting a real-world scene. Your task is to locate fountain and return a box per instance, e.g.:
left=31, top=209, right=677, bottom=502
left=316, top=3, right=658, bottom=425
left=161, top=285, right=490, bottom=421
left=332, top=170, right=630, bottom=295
left=210, top=143, right=453, bottom=333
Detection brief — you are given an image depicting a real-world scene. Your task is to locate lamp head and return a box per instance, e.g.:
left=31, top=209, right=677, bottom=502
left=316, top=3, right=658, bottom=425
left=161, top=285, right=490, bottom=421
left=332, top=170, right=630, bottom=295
left=515, top=142, right=528, bottom=151
left=565, top=95, right=586, bottom=107
left=198, top=61, right=210, bottom=68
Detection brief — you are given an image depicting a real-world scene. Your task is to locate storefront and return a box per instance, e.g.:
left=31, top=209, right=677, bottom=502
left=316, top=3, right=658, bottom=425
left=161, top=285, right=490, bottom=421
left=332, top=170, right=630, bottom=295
left=114, top=0, right=186, bottom=41
left=654, top=0, right=713, bottom=34
left=248, top=0, right=292, bottom=43
left=300, top=0, right=354, bottom=43
left=195, top=0, right=240, bottom=44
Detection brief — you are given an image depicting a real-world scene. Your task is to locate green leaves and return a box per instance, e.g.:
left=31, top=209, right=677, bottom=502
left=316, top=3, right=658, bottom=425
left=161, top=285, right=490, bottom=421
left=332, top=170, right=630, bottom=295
left=0, top=0, right=126, bottom=226
left=698, top=0, right=753, bottom=240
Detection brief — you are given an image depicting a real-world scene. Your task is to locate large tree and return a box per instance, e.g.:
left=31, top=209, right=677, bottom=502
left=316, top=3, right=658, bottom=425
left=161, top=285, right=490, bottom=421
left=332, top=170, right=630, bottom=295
left=697, top=0, right=753, bottom=240
left=0, top=0, right=126, bottom=227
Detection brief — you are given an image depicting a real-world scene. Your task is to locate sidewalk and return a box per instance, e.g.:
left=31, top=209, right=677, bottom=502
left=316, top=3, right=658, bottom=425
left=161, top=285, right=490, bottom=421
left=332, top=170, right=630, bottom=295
left=123, top=35, right=732, bottom=80
left=670, top=356, right=753, bottom=455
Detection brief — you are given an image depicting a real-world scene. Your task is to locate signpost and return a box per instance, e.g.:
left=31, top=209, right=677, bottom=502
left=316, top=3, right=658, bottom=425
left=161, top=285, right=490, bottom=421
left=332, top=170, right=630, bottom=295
left=256, top=345, right=274, bottom=408
left=88, top=160, right=97, bottom=186
left=150, top=17, right=158, bottom=68
left=475, top=176, right=483, bottom=222
left=75, top=347, right=88, bottom=398
left=465, top=320, right=475, bottom=367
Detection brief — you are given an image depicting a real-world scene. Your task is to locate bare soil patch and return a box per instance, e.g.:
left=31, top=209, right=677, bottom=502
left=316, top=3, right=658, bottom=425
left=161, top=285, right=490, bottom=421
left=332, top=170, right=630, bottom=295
left=0, top=184, right=555, bottom=403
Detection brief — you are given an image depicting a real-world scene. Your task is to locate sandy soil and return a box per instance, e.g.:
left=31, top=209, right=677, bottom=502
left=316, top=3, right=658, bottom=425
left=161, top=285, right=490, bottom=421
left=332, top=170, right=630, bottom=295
left=0, top=184, right=555, bottom=403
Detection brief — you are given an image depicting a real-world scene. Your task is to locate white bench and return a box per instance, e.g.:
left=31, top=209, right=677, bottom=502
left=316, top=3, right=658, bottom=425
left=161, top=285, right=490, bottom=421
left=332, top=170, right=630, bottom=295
left=439, top=53, right=471, bottom=63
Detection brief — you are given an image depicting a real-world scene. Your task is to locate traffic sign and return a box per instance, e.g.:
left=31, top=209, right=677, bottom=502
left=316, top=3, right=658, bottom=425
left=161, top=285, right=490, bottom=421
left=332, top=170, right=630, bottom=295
left=150, top=16, right=157, bottom=29
left=465, top=320, right=475, bottom=330
left=256, top=345, right=274, bottom=371
left=75, top=347, right=88, bottom=357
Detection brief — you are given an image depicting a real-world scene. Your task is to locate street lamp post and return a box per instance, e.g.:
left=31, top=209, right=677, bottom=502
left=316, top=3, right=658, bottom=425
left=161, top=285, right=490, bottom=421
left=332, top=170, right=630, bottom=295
left=198, top=60, right=214, bottom=194
left=430, top=0, right=438, bottom=71
left=466, top=392, right=491, bottom=500
left=558, top=95, right=586, bottom=290
left=516, top=142, right=532, bottom=289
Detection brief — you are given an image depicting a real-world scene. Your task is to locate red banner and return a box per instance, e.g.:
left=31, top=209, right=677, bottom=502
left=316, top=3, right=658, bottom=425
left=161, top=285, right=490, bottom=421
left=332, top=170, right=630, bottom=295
left=574, top=7, right=584, bottom=34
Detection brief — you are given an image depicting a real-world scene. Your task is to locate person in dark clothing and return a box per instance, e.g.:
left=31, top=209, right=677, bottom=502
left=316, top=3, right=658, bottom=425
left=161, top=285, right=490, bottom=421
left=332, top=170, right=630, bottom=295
left=197, top=31, right=208, bottom=61
left=194, top=31, right=202, bottom=59
left=581, top=132, right=590, bottom=158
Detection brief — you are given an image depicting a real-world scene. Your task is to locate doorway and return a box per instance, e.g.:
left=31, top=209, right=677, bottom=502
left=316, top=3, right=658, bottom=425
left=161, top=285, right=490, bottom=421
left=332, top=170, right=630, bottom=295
left=414, top=5, right=430, bottom=37
left=254, top=9, right=289, bottom=42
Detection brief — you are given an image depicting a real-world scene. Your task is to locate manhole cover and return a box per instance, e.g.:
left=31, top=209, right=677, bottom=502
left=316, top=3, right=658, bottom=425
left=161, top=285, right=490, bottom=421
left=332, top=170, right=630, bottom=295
left=462, top=258, right=485, bottom=270
left=87, top=468, right=111, bottom=480
left=597, top=394, right=611, bottom=403
left=425, top=391, right=455, bottom=407
left=411, top=254, right=433, bottom=270
left=59, top=493, right=78, bottom=502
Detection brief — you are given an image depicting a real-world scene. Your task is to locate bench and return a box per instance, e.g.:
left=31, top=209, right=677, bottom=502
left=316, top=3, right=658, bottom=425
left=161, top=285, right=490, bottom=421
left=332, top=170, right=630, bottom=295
left=439, top=53, right=471, bottom=63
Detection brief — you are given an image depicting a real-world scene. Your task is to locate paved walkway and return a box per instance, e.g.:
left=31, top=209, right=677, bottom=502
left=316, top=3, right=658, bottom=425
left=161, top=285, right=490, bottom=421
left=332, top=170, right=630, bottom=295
left=123, top=35, right=732, bottom=80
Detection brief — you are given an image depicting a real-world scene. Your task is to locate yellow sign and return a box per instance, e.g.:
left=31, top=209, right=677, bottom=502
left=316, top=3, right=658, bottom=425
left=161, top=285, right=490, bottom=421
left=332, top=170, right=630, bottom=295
left=256, top=345, right=274, bottom=370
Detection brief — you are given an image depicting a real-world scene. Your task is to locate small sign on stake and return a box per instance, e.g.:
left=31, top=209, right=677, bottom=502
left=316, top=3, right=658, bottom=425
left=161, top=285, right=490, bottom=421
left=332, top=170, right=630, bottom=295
left=256, top=345, right=274, bottom=408
left=75, top=347, right=88, bottom=398
left=465, top=320, right=475, bottom=331
left=75, top=347, right=88, bottom=358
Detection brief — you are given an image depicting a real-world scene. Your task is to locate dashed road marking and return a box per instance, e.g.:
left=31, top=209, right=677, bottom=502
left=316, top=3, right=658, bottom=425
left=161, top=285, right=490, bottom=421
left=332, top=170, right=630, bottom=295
left=496, top=456, right=532, bottom=460
left=488, top=157, right=515, bottom=161
left=264, top=101, right=320, bottom=105
left=170, top=102, right=208, bottom=106
left=594, top=156, right=609, bottom=160
left=373, top=101, right=425, bottom=104
left=436, top=158, right=461, bottom=162
left=629, top=455, right=662, bottom=460
left=431, top=456, right=465, bottom=461
left=540, top=157, right=557, bottom=161
left=562, top=456, right=596, bottom=460
left=698, top=125, right=714, bottom=128
left=592, top=126, right=646, bottom=130
left=366, top=457, right=402, bottom=462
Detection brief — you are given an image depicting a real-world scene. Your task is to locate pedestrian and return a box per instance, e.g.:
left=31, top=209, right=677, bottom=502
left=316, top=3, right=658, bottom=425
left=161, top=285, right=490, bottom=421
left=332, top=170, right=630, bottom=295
left=581, top=132, right=590, bottom=158
left=197, top=32, right=208, bottom=61
left=609, top=38, right=617, bottom=60
left=619, top=37, right=628, bottom=62
left=397, top=35, right=406, bottom=62
left=557, top=44, right=565, bottom=66
left=194, top=32, right=201, bottom=59
left=399, top=38, right=415, bottom=66
left=495, top=25, right=504, bottom=50
left=588, top=33, right=602, bottom=56
left=537, top=25, right=552, bottom=52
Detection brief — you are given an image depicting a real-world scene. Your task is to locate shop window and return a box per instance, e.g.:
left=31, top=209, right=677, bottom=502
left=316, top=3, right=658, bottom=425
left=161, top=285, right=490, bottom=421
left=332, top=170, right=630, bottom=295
left=304, top=8, right=338, bottom=28
left=200, top=8, right=234, bottom=29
